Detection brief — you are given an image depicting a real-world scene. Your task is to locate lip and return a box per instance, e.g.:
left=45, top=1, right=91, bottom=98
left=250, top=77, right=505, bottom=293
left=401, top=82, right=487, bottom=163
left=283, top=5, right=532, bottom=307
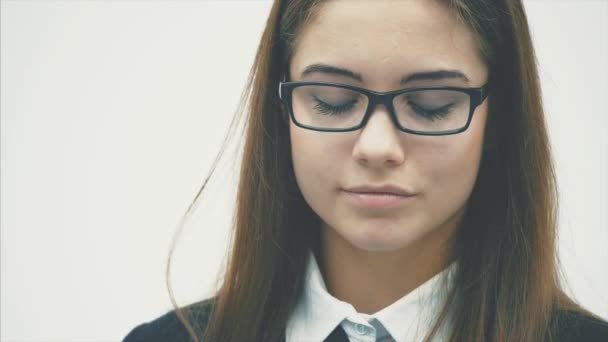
left=342, top=185, right=416, bottom=197
left=341, top=185, right=417, bottom=209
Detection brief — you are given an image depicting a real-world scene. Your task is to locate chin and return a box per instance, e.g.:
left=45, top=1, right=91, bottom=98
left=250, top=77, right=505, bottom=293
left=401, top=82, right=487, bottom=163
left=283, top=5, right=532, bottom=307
left=345, top=225, right=421, bottom=253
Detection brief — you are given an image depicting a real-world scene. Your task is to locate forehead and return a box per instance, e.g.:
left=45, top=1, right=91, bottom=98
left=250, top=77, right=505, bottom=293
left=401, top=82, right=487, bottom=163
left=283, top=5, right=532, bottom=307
left=289, top=0, right=487, bottom=88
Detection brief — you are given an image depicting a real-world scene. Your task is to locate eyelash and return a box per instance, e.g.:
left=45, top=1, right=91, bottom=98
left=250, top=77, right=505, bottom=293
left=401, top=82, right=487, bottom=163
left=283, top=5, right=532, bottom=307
left=312, top=98, right=357, bottom=115
left=407, top=101, right=454, bottom=121
left=312, top=98, right=454, bottom=121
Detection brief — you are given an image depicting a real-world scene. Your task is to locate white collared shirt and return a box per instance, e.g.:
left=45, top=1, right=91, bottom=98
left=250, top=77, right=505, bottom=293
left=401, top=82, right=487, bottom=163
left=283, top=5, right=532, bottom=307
left=285, top=251, right=456, bottom=342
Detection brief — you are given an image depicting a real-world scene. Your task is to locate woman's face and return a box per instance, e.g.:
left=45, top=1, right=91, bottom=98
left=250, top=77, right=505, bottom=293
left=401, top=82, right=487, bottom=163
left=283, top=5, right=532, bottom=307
left=288, top=0, right=489, bottom=253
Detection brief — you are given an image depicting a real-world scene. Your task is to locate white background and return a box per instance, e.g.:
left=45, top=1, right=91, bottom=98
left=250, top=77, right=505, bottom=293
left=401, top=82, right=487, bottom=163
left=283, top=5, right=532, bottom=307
left=1, top=1, right=606, bottom=341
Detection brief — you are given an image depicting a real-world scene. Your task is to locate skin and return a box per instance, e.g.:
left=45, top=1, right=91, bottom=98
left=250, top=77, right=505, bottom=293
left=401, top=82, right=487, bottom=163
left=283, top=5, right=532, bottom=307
left=288, top=0, right=489, bottom=314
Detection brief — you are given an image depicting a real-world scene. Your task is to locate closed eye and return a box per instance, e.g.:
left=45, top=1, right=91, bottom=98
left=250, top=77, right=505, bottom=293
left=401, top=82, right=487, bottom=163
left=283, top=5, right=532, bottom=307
left=408, top=101, right=454, bottom=120
left=313, top=97, right=358, bottom=115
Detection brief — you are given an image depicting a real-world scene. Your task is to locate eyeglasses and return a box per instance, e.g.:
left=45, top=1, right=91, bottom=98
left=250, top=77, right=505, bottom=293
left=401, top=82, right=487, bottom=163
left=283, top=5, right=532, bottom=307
left=278, top=80, right=490, bottom=136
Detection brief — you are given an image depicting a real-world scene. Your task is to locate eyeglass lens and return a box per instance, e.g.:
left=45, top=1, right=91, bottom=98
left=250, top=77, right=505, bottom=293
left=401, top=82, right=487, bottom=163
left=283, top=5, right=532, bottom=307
left=291, top=85, right=471, bottom=132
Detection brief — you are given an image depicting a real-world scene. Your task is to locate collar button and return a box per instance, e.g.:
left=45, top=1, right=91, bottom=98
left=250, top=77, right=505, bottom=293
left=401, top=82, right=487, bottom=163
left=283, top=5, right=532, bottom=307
left=354, top=323, right=369, bottom=335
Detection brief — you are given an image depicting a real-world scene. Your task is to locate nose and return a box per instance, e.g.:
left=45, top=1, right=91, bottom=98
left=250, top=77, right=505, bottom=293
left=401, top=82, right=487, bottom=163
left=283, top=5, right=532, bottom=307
left=352, top=104, right=405, bottom=168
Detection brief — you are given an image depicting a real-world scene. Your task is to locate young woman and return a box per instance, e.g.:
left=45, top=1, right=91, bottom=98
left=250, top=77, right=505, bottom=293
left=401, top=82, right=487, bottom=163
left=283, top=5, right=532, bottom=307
left=124, top=0, right=608, bottom=341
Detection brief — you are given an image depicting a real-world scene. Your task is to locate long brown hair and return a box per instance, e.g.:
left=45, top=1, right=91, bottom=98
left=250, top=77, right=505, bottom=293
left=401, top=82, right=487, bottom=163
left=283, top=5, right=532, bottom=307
left=167, top=1, right=599, bottom=341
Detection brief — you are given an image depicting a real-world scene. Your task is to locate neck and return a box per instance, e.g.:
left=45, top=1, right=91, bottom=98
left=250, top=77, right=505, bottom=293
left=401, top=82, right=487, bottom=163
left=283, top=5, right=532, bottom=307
left=318, top=219, right=457, bottom=314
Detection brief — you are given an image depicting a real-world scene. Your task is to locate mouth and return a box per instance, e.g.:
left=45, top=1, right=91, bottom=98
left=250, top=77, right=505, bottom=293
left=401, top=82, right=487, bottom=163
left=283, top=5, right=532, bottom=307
left=341, top=184, right=416, bottom=197
left=340, top=188, right=416, bottom=209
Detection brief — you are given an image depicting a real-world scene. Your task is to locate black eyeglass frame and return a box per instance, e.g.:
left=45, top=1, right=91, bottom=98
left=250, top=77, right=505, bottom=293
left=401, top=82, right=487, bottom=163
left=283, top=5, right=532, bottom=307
left=278, top=80, right=490, bottom=136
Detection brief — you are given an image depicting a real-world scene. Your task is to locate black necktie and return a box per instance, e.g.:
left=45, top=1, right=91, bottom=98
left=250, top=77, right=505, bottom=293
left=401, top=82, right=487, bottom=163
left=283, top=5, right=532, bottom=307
left=324, top=324, right=350, bottom=342
left=280, top=322, right=350, bottom=342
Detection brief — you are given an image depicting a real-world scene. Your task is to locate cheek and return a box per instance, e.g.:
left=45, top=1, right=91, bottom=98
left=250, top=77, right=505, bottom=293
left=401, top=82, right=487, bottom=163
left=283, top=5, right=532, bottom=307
left=289, top=122, right=338, bottom=208
left=290, top=122, right=320, bottom=177
left=420, top=108, right=487, bottom=207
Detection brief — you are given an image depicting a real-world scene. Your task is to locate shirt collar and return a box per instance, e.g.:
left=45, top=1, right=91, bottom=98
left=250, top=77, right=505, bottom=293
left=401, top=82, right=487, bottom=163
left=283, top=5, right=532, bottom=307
left=286, top=250, right=457, bottom=342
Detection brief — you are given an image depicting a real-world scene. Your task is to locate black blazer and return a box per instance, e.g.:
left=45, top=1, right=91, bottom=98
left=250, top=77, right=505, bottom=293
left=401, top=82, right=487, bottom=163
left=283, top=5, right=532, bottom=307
left=123, top=298, right=608, bottom=342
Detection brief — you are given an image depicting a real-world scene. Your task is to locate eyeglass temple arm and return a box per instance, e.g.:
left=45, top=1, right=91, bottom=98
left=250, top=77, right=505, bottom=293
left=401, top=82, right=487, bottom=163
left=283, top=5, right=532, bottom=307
left=480, top=80, right=491, bottom=100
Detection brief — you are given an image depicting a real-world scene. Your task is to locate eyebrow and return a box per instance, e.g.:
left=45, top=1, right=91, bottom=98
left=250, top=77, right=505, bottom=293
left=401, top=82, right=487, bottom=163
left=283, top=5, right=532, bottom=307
left=300, top=63, right=470, bottom=85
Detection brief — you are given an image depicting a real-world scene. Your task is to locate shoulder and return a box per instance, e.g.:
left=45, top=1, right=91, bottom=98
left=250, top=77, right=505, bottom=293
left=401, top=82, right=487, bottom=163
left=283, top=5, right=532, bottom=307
left=122, top=298, right=215, bottom=342
left=553, top=308, right=608, bottom=342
